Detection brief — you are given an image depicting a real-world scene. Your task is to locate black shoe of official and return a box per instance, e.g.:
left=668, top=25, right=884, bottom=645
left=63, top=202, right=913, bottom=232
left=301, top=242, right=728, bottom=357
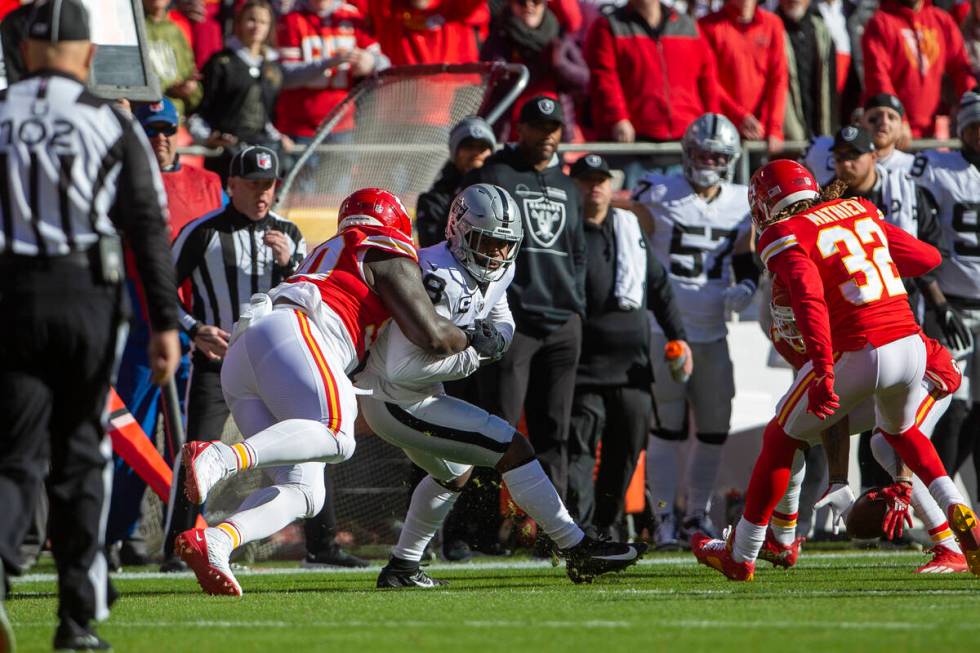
left=562, top=536, right=647, bottom=584
left=158, top=555, right=188, bottom=573
left=1, top=567, right=14, bottom=653
left=303, top=544, right=369, bottom=569
left=119, top=538, right=150, bottom=567
left=53, top=617, right=112, bottom=652
left=376, top=562, right=447, bottom=589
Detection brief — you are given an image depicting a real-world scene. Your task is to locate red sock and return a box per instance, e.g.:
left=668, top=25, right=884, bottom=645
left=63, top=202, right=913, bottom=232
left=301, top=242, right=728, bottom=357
left=743, top=419, right=802, bottom=525
left=881, top=425, right=947, bottom=486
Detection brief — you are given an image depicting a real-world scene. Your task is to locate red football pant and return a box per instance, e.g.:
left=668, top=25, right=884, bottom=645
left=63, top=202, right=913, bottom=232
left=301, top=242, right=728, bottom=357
left=881, top=425, right=947, bottom=486
left=743, top=419, right=803, bottom=526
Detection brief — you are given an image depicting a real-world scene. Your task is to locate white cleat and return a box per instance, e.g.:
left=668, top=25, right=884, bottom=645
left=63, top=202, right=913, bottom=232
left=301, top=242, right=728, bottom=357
left=182, top=441, right=233, bottom=505
left=176, top=527, right=242, bottom=596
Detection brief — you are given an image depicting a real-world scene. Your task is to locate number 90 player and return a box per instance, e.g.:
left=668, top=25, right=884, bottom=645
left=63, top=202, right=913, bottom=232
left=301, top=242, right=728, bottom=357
left=632, top=113, right=758, bottom=547
left=909, top=90, right=980, bottom=488
left=357, top=184, right=646, bottom=587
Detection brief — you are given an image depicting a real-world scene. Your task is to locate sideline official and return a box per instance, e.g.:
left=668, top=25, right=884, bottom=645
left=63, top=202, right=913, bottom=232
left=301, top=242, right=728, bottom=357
left=0, top=0, right=180, bottom=650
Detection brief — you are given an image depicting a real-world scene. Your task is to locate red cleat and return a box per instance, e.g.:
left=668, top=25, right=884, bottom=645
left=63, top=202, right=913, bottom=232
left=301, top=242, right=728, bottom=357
left=176, top=528, right=242, bottom=596
left=915, top=545, right=969, bottom=574
left=758, top=528, right=804, bottom=569
left=182, top=441, right=230, bottom=505
left=691, top=531, right=754, bottom=581
left=947, top=504, right=980, bottom=577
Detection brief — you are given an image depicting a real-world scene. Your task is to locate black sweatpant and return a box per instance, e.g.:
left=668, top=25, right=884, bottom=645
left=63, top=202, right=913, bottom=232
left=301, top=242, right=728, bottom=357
left=478, top=315, right=582, bottom=498
left=162, top=354, right=229, bottom=557
left=567, top=385, right=652, bottom=533
left=0, top=260, right=126, bottom=625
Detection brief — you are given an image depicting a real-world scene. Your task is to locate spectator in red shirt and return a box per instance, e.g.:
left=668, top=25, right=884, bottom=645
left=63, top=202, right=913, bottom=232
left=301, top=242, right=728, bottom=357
left=481, top=0, right=589, bottom=140
left=585, top=0, right=720, bottom=184
left=363, top=0, right=488, bottom=65
left=171, top=0, right=226, bottom=70
left=700, top=0, right=789, bottom=152
left=275, top=0, right=389, bottom=141
left=862, top=0, right=977, bottom=137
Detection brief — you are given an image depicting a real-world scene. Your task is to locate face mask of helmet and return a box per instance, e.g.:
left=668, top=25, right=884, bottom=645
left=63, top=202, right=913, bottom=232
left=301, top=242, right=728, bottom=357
left=770, top=302, right=806, bottom=354
left=683, top=144, right=737, bottom=188
left=457, top=229, right=521, bottom=283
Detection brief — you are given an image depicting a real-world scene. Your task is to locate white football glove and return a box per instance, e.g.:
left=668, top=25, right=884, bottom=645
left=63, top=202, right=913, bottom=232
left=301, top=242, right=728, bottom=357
left=723, top=280, right=757, bottom=314
left=813, top=482, right=855, bottom=534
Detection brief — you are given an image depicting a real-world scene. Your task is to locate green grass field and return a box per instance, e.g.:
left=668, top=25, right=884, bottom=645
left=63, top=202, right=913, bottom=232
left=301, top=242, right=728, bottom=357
left=6, top=550, right=980, bottom=653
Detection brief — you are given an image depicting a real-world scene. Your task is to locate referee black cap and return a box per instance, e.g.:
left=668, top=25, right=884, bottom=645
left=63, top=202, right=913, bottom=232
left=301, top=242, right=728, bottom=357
left=229, top=145, right=280, bottom=181
left=28, top=0, right=91, bottom=43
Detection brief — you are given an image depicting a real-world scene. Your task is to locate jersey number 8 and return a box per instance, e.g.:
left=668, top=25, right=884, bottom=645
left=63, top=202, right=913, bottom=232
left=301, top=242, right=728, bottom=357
left=817, top=218, right=906, bottom=306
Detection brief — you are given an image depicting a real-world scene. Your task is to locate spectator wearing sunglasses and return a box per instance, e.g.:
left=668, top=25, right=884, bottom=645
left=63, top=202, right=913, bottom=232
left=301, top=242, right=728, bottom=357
left=104, top=98, right=228, bottom=572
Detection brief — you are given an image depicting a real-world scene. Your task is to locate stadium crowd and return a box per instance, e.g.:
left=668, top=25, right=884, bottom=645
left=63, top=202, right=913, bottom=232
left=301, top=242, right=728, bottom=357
left=2, top=0, right=980, bottom=588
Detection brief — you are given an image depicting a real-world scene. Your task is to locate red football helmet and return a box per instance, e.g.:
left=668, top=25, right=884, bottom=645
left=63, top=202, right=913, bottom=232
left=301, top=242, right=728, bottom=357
left=337, top=188, right=412, bottom=238
left=748, top=159, right=819, bottom=231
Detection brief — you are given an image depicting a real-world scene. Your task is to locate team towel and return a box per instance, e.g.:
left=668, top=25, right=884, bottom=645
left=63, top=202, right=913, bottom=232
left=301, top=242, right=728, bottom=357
left=612, top=208, right=646, bottom=310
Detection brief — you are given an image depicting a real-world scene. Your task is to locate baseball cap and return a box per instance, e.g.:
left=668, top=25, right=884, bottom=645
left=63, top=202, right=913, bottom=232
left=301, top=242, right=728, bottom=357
left=28, top=0, right=90, bottom=43
left=831, top=125, right=875, bottom=155
left=570, top=153, right=612, bottom=179
left=863, top=93, right=905, bottom=117
left=229, top=145, right=280, bottom=180
left=135, top=98, right=179, bottom=129
left=449, top=116, right=496, bottom=157
left=519, top=96, right=564, bottom=126
left=956, top=90, right=980, bottom=137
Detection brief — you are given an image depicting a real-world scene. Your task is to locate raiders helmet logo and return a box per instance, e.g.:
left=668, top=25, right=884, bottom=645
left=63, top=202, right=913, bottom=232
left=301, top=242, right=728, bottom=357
left=841, top=126, right=858, bottom=141
left=256, top=153, right=273, bottom=170
left=585, top=154, right=602, bottom=167
left=537, top=98, right=556, bottom=115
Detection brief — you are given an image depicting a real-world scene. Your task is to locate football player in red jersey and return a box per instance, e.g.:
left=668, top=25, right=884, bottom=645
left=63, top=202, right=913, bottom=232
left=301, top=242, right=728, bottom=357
left=173, top=188, right=488, bottom=596
left=691, top=160, right=980, bottom=581
left=758, top=278, right=970, bottom=574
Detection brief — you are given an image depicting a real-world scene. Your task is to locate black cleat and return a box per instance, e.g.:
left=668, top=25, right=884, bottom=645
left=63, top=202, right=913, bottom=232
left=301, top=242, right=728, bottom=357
left=376, top=564, right=447, bottom=589
left=158, top=555, right=188, bottom=573
left=53, top=618, right=111, bottom=652
left=303, top=544, right=369, bottom=569
left=562, top=536, right=647, bottom=584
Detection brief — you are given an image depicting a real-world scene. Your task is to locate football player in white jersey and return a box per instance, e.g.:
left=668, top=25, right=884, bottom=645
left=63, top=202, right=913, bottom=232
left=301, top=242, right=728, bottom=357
left=632, top=113, right=757, bottom=548
left=804, top=94, right=915, bottom=186
left=357, top=184, right=647, bottom=587
left=911, top=90, right=980, bottom=495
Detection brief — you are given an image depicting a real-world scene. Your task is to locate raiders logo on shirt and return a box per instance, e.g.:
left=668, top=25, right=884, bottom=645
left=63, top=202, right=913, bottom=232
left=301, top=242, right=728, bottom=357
left=523, top=195, right=566, bottom=248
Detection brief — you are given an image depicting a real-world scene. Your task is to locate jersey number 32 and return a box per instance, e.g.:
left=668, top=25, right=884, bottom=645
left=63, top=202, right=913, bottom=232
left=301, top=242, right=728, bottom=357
left=817, top=217, right=906, bottom=306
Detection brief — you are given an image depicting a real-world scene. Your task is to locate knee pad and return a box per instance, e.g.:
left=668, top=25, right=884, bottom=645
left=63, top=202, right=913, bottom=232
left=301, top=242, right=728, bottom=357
left=869, top=430, right=901, bottom=478
left=653, top=428, right=686, bottom=442
left=696, top=431, right=728, bottom=445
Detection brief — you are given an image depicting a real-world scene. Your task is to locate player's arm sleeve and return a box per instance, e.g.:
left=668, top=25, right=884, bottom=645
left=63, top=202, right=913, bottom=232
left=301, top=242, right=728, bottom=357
left=109, top=110, right=179, bottom=332
left=883, top=220, right=941, bottom=279
left=584, top=17, right=630, bottom=132
left=645, top=247, right=687, bottom=341
left=766, top=248, right=835, bottom=374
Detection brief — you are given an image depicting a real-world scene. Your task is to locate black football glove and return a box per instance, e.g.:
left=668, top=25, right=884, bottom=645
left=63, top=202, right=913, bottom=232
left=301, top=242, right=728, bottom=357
left=935, top=303, right=972, bottom=352
left=466, top=319, right=507, bottom=361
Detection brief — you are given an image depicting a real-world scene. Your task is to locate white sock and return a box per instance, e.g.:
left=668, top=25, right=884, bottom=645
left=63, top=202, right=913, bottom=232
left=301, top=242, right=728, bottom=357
left=732, top=517, right=766, bottom=563
left=392, top=476, right=460, bottom=563
left=244, top=419, right=348, bottom=468
left=772, top=449, right=805, bottom=546
left=647, top=435, right=683, bottom=517
left=502, top=460, right=584, bottom=550
left=912, top=476, right=962, bottom=553
left=684, top=440, right=724, bottom=517
left=219, top=483, right=313, bottom=548
left=928, top=476, right=967, bottom=513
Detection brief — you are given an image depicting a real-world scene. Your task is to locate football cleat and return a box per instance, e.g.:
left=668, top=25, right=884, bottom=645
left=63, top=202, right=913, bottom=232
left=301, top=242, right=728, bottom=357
left=376, top=565, right=447, bottom=589
left=757, top=529, right=803, bottom=569
left=182, top=441, right=232, bottom=505
left=915, top=545, right=969, bottom=574
left=53, top=617, right=111, bottom=652
left=562, top=536, right=647, bottom=584
left=946, top=504, right=980, bottom=577
left=303, top=545, right=370, bottom=569
left=653, top=513, right=681, bottom=551
left=680, top=512, right=718, bottom=543
left=176, top=528, right=242, bottom=597
left=691, top=531, right=754, bottom=581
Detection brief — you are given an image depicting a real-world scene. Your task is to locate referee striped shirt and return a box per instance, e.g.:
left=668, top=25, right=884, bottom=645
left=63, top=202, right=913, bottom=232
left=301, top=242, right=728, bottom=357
left=172, top=205, right=306, bottom=335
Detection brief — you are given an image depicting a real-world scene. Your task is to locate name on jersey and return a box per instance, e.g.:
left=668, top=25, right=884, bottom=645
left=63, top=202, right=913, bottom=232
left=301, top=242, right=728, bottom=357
left=803, top=199, right=866, bottom=226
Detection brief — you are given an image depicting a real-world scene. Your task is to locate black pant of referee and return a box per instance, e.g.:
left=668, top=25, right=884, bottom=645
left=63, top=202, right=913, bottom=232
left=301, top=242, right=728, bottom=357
left=0, top=255, right=128, bottom=625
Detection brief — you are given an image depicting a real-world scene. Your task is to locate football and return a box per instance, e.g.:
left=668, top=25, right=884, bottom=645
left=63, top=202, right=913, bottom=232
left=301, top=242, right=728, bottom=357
left=845, top=488, right=888, bottom=540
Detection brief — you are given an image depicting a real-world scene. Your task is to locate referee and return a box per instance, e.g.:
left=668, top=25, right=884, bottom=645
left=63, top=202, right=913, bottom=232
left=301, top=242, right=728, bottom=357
left=161, top=145, right=306, bottom=565
left=0, top=0, right=180, bottom=651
